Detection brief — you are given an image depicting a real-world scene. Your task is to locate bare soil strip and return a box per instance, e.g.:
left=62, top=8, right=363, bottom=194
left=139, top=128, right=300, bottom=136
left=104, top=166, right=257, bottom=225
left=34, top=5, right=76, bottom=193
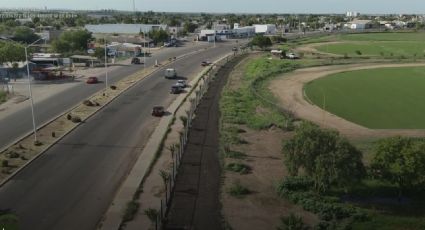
left=270, top=63, right=425, bottom=139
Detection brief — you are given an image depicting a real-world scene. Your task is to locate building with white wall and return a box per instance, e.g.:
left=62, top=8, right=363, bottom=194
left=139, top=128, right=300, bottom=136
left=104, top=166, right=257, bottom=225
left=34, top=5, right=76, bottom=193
left=85, top=24, right=168, bottom=35
left=253, top=24, right=276, bottom=35
left=345, top=20, right=372, bottom=30
left=346, top=11, right=360, bottom=17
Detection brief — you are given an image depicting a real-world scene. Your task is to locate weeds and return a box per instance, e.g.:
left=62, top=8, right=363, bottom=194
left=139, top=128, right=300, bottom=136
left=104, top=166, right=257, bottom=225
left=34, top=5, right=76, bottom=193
left=227, top=181, right=250, bottom=198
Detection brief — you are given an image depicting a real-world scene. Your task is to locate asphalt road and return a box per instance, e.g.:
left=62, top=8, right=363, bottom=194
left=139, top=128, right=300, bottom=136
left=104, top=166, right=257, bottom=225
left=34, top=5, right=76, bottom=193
left=0, top=41, right=211, bottom=150
left=0, top=40, right=240, bottom=230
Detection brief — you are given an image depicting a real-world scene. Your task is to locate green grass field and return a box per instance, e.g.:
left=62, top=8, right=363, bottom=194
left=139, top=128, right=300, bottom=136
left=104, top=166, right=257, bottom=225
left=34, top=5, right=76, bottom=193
left=304, top=66, right=425, bottom=129
left=315, top=32, right=425, bottom=57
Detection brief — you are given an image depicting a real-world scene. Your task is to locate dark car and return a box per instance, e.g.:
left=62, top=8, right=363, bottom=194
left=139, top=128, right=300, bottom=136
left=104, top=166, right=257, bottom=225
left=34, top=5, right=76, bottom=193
left=131, top=57, right=141, bottom=64
left=201, top=60, right=212, bottom=66
left=86, top=76, right=99, bottom=84
left=232, top=47, right=238, bottom=51
left=152, top=106, right=165, bottom=117
left=170, top=85, right=182, bottom=94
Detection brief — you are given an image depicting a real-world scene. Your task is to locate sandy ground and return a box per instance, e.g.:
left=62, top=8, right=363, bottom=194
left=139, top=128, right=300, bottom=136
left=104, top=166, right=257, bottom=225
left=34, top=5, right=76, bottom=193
left=270, top=63, right=425, bottom=139
left=222, top=56, right=319, bottom=229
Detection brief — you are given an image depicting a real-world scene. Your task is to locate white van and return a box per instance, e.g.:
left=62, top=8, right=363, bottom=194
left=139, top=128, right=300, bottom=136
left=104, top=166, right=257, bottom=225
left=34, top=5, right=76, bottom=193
left=164, top=68, right=177, bottom=79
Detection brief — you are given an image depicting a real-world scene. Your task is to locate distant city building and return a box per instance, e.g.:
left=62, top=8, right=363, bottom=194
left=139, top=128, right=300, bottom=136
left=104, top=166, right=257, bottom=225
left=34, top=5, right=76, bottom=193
left=233, top=26, right=255, bottom=38
left=346, top=11, right=360, bottom=17
left=344, top=20, right=372, bottom=30
left=253, top=24, right=276, bottom=35
left=84, top=24, right=168, bottom=35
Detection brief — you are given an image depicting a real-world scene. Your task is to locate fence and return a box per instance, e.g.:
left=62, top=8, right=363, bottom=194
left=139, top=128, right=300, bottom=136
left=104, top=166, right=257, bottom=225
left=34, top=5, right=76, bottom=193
left=152, top=53, right=234, bottom=230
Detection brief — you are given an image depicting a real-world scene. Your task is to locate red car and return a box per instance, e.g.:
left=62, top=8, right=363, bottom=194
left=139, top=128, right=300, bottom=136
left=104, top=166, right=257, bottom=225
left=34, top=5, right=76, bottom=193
left=86, top=76, right=99, bottom=84
left=152, top=106, right=165, bottom=117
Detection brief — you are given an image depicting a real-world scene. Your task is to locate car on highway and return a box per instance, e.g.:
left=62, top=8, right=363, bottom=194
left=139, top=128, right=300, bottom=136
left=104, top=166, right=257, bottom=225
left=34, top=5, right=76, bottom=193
left=232, top=47, right=238, bottom=51
left=86, top=76, right=99, bottom=84
left=176, top=80, right=187, bottom=88
left=131, top=57, right=142, bottom=64
left=165, top=68, right=177, bottom=79
left=152, top=106, right=165, bottom=117
left=201, top=60, right=212, bottom=66
left=170, top=85, right=182, bottom=94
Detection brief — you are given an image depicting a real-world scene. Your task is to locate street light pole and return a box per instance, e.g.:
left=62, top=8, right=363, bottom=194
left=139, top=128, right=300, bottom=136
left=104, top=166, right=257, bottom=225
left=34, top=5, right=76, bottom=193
left=142, top=34, right=145, bottom=69
left=104, top=37, right=108, bottom=91
left=24, top=37, right=45, bottom=143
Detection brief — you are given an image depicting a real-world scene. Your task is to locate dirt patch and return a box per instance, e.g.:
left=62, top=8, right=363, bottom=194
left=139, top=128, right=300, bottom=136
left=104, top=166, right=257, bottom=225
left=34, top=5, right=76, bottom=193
left=220, top=54, right=319, bottom=229
left=269, top=63, right=425, bottom=139
left=222, top=127, right=319, bottom=229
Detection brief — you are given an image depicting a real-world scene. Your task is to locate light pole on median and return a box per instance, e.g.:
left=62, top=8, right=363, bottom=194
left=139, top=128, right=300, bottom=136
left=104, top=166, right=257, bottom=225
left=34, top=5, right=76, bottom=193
left=24, top=37, right=45, bottom=143
left=104, top=37, right=108, bottom=92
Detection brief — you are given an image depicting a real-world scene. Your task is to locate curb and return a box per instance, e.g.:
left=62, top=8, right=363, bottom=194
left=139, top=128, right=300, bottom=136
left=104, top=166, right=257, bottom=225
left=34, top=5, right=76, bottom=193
left=98, top=52, right=232, bottom=230
left=0, top=46, right=211, bottom=188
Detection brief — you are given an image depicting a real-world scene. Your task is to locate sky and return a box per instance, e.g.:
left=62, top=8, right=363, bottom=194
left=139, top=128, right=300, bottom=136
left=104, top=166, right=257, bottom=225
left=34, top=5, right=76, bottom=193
left=0, top=0, right=424, bottom=14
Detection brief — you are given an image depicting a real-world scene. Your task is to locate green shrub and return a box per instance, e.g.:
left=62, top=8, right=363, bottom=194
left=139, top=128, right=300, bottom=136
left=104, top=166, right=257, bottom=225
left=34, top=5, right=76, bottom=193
left=277, top=213, right=310, bottom=230
left=224, top=148, right=247, bottom=159
left=277, top=177, right=368, bottom=222
left=226, top=163, right=251, bottom=174
left=144, top=208, right=159, bottom=224
left=1, top=160, right=8, bottom=167
left=227, top=182, right=250, bottom=198
left=123, top=201, right=139, bottom=222
left=71, top=116, right=82, bottom=123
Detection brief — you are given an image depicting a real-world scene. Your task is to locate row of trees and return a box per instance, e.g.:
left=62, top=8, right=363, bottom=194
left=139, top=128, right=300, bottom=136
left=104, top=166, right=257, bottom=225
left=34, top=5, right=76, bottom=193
left=282, top=122, right=425, bottom=197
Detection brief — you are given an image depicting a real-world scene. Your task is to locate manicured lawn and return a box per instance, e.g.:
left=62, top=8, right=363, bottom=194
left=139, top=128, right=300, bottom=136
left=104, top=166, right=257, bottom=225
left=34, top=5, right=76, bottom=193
left=316, top=41, right=425, bottom=57
left=304, top=67, right=425, bottom=129
left=315, top=32, right=425, bottom=57
left=337, top=32, right=425, bottom=41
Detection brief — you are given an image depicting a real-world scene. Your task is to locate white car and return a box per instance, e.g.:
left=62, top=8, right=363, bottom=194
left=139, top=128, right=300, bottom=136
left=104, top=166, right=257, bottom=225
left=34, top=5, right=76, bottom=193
left=176, top=80, right=187, bottom=88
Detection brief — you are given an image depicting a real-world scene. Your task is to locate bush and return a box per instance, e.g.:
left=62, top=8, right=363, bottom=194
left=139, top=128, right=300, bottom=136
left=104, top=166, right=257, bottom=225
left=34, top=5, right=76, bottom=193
left=6, top=152, right=19, bottom=159
left=226, top=163, right=251, bottom=174
left=67, top=114, right=72, bottom=120
left=355, top=50, right=362, bottom=55
left=180, top=116, right=188, bottom=127
left=277, top=177, right=368, bottom=222
left=83, top=100, right=94, bottom=106
left=34, top=140, right=43, bottom=146
left=277, top=213, right=310, bottom=230
left=223, top=148, right=247, bottom=159
left=227, top=182, right=250, bottom=198
left=71, top=116, right=82, bottom=123
left=1, top=160, right=8, bottom=167
left=144, top=208, right=159, bottom=224
left=123, top=201, right=139, bottom=222
left=110, top=85, right=117, bottom=90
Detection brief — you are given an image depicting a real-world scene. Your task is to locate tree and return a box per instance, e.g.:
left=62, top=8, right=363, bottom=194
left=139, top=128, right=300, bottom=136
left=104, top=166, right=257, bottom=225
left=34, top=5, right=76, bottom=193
left=251, top=35, right=272, bottom=50
left=148, top=29, right=169, bottom=45
left=371, top=137, right=425, bottom=199
left=183, top=22, right=198, bottom=33
left=93, top=47, right=105, bottom=60
left=51, top=30, right=92, bottom=54
left=282, top=122, right=365, bottom=193
left=13, top=26, right=40, bottom=43
left=0, top=41, right=26, bottom=64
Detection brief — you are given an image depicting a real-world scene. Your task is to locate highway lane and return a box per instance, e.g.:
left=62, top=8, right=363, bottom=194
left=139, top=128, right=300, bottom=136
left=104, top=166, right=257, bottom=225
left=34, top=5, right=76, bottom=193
left=0, top=40, right=239, bottom=230
left=0, top=41, right=211, bottom=149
